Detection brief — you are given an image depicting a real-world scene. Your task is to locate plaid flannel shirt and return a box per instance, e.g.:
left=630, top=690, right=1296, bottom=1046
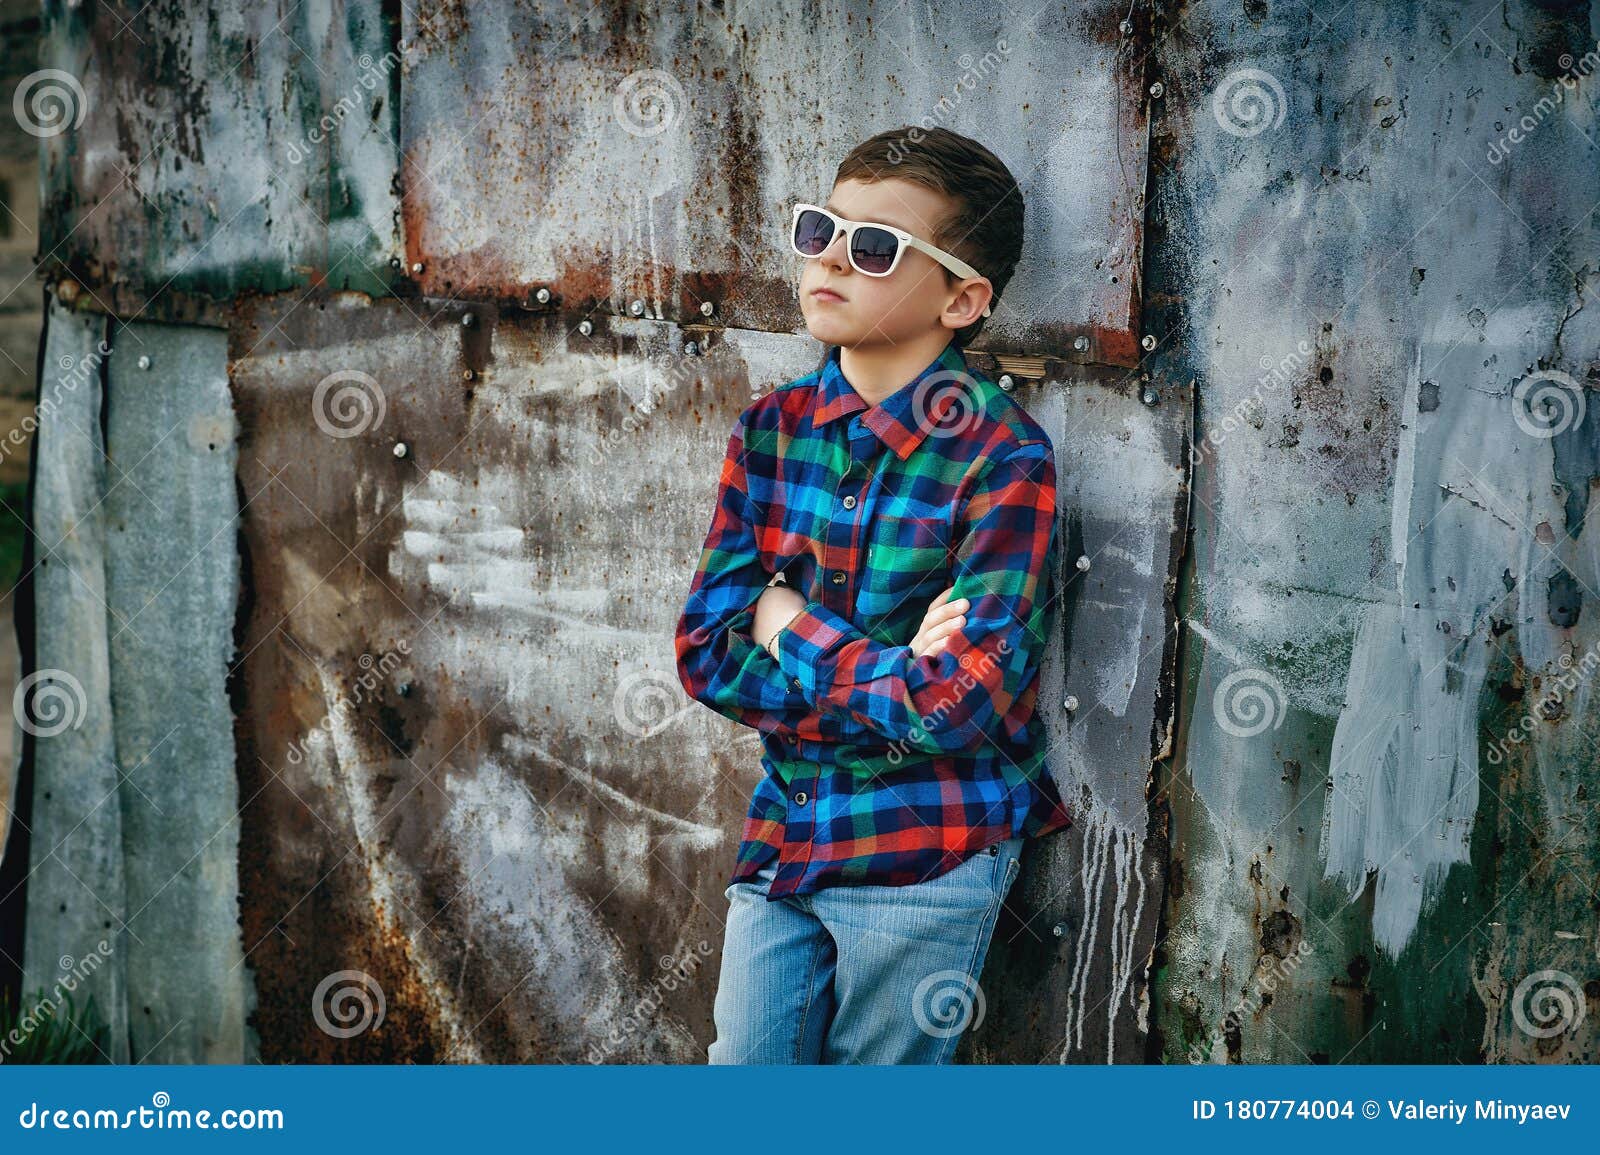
left=673, top=339, right=1075, bottom=899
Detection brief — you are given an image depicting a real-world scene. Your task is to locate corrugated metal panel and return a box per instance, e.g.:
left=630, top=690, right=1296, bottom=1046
left=398, top=0, right=1149, bottom=363
left=37, top=0, right=401, bottom=316
left=21, top=302, right=130, bottom=1062
left=1156, top=0, right=1600, bottom=1062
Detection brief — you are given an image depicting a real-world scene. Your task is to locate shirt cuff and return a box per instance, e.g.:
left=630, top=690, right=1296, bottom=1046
left=772, top=599, right=857, bottom=702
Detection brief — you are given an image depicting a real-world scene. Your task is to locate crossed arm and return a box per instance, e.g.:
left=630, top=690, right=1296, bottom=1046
left=673, top=410, right=1058, bottom=756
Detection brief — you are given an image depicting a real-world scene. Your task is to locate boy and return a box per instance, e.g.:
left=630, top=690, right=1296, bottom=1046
left=672, top=126, right=1075, bottom=1064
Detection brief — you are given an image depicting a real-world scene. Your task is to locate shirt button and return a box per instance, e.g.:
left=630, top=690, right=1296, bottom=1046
left=841, top=494, right=857, bottom=509
left=830, top=571, right=846, bottom=585
left=793, top=791, right=808, bottom=806
left=791, top=678, right=802, bottom=689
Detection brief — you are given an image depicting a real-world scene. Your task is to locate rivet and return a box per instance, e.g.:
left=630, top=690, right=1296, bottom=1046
left=1063, top=695, right=1078, bottom=713
left=1149, top=80, right=1164, bottom=99
left=629, top=299, right=645, bottom=317
left=1073, top=335, right=1090, bottom=352
left=534, top=286, right=551, bottom=304
left=388, top=256, right=402, bottom=270
left=1119, top=18, right=1133, bottom=35
left=462, top=368, right=475, bottom=382
left=578, top=320, right=593, bottom=336
left=700, top=300, right=716, bottom=317
left=1140, top=333, right=1157, bottom=351
left=998, top=374, right=1014, bottom=391
left=1076, top=555, right=1091, bottom=572
left=410, top=261, right=424, bottom=275
left=1052, top=922, right=1068, bottom=937
left=393, top=442, right=408, bottom=459
left=1142, top=389, right=1159, bottom=406
left=137, top=355, right=151, bottom=370
left=683, top=341, right=699, bottom=357
left=461, top=312, right=475, bottom=328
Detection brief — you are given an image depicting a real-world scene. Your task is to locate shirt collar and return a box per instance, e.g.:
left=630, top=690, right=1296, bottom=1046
left=811, top=340, right=974, bottom=461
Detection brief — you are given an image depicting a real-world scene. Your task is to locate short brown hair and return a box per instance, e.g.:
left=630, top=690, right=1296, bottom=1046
left=833, top=126, right=1024, bottom=347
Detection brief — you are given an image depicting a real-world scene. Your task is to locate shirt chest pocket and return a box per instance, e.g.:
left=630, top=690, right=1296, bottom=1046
left=856, top=509, right=955, bottom=620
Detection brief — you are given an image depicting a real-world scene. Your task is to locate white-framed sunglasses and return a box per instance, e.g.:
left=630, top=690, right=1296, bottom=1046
left=788, top=202, right=992, bottom=318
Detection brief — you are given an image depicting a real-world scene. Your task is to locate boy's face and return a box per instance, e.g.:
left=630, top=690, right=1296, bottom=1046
left=796, top=177, right=987, bottom=351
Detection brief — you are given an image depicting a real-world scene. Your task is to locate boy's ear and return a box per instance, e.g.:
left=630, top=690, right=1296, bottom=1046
left=945, top=277, right=994, bottom=327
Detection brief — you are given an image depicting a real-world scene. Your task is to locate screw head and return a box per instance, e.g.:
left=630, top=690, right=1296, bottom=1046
left=1142, top=388, right=1159, bottom=406
left=998, top=374, right=1015, bottom=391
left=1052, top=922, right=1068, bottom=938
left=462, top=368, right=475, bottom=382
left=1063, top=695, right=1078, bottom=713
left=137, top=355, right=151, bottom=370
left=1119, top=17, right=1133, bottom=35
left=534, top=286, right=551, bottom=304
left=1076, top=555, right=1091, bottom=572
left=410, top=261, right=424, bottom=275
left=388, top=256, right=402, bottom=270
left=629, top=299, right=645, bottom=317
left=393, top=441, right=408, bottom=459
left=700, top=300, right=715, bottom=317
left=1149, top=80, right=1164, bottom=99
left=1073, top=335, right=1090, bottom=352
left=683, top=341, right=699, bottom=357
left=460, top=312, right=475, bottom=328
left=578, top=320, right=593, bottom=336
left=1141, top=333, right=1157, bottom=351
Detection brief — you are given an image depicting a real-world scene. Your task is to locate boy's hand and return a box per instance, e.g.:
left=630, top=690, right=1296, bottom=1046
left=752, top=583, right=808, bottom=651
left=910, top=586, right=969, bottom=658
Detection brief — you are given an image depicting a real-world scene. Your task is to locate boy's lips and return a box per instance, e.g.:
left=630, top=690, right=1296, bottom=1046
left=810, top=287, right=846, bottom=303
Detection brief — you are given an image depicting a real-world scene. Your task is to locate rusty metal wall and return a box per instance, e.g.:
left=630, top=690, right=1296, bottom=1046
left=13, top=0, right=1597, bottom=1065
left=1150, top=0, right=1600, bottom=1062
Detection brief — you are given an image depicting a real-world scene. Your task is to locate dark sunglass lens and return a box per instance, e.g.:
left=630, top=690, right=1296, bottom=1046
left=794, top=209, right=835, bottom=256
left=851, top=226, right=899, bottom=274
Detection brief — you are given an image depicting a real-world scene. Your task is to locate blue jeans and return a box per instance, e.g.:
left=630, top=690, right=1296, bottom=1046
left=706, top=837, right=1025, bottom=1064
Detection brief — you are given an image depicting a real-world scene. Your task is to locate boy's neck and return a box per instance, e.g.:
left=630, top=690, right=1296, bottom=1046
left=837, top=330, right=955, bottom=407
